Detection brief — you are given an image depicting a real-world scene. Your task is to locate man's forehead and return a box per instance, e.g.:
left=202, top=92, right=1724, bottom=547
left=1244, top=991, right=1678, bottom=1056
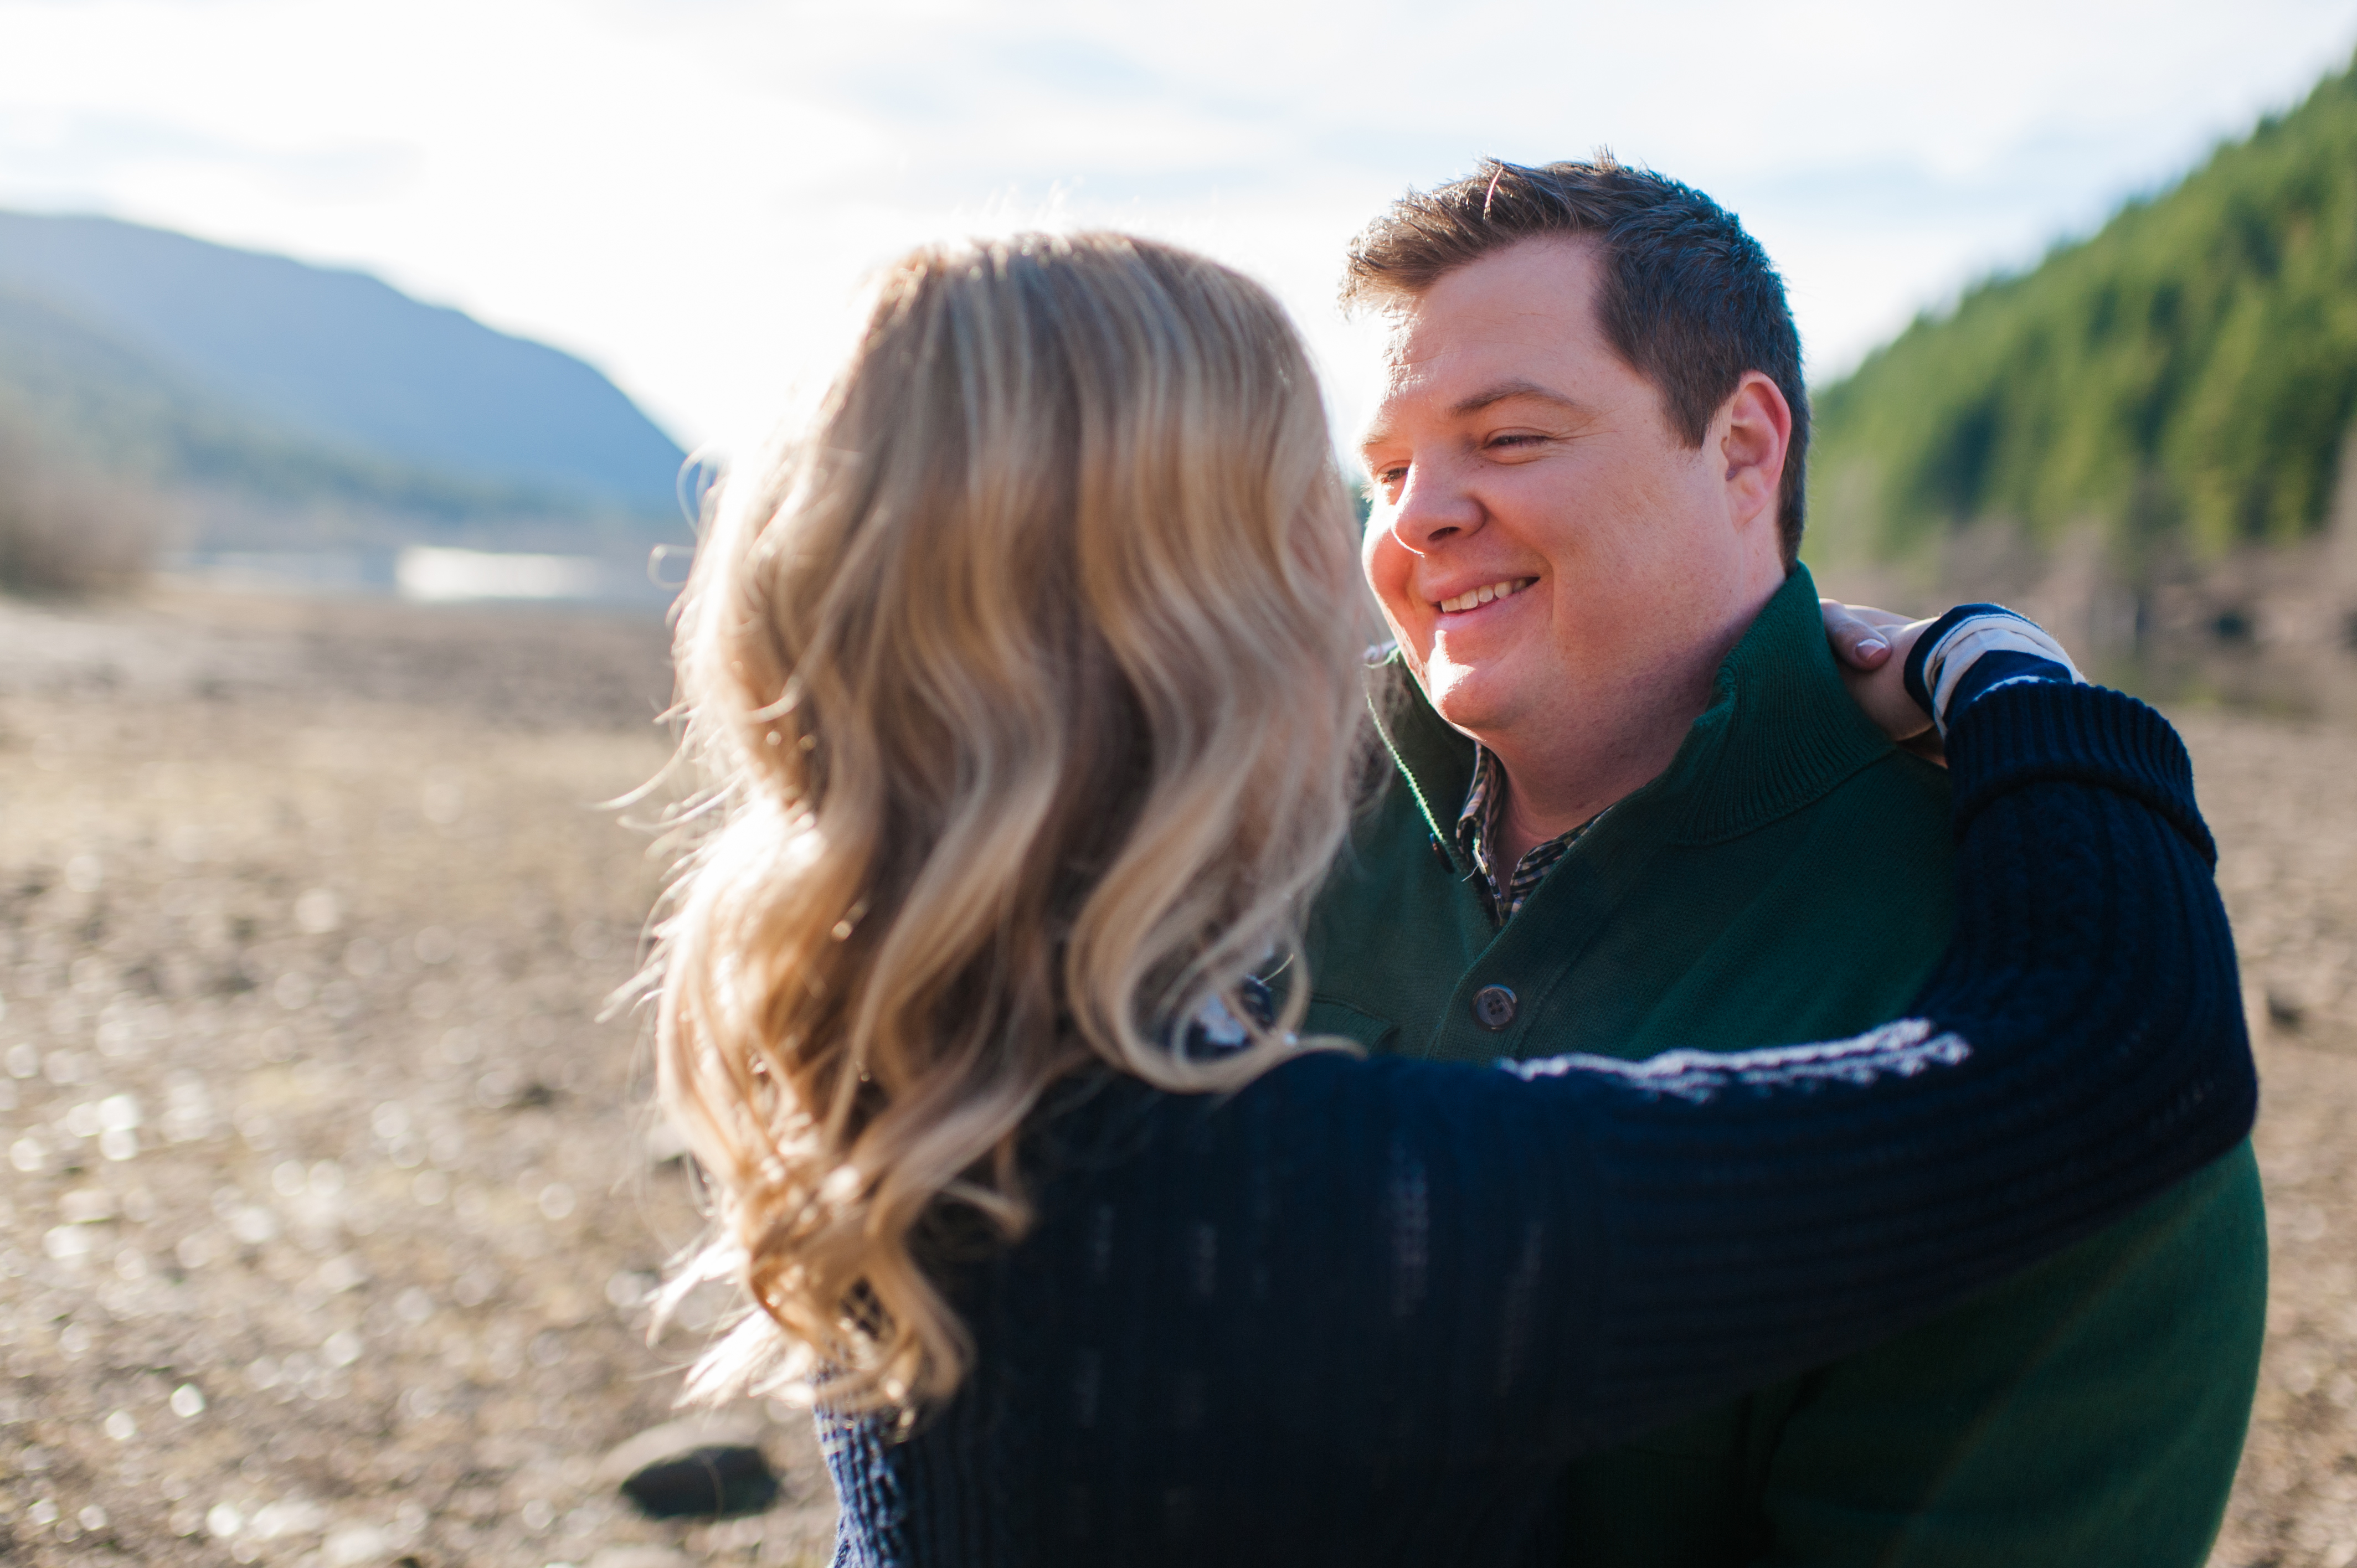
left=1372, top=310, right=1529, bottom=399
left=1363, top=326, right=1591, bottom=443
left=1360, top=243, right=1630, bottom=441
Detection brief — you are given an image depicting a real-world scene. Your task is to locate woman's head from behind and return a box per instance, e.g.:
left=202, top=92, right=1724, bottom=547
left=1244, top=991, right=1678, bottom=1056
left=658, top=231, right=1371, bottom=1411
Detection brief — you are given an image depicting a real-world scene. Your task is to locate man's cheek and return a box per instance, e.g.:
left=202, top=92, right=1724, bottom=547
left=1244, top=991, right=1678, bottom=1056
left=1361, top=546, right=1419, bottom=638
left=1357, top=514, right=1393, bottom=580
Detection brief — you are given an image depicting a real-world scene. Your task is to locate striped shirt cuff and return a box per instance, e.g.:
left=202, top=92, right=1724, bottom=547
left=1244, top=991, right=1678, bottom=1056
left=1903, top=605, right=2083, bottom=736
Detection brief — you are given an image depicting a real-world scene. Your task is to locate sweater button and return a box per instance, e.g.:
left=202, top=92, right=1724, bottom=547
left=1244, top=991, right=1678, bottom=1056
left=1472, top=984, right=1517, bottom=1031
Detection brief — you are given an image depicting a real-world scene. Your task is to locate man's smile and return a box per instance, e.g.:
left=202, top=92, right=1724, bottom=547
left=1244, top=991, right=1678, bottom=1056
left=1432, top=576, right=1538, bottom=616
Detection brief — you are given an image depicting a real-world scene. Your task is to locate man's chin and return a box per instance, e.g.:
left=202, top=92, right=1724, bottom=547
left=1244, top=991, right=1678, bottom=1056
left=1418, top=666, right=1519, bottom=742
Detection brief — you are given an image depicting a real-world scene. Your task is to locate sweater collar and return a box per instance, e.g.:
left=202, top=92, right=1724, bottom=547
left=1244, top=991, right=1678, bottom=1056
left=1370, top=564, right=1901, bottom=860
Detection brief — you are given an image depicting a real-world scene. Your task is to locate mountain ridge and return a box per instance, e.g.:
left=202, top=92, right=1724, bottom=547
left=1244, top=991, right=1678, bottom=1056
left=0, top=212, right=688, bottom=528
left=0, top=282, right=576, bottom=525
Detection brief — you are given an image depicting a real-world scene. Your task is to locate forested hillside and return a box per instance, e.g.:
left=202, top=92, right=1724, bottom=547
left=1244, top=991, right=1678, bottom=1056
left=1807, top=51, right=2357, bottom=569
left=0, top=214, right=698, bottom=584
left=0, top=214, right=687, bottom=514
left=0, top=286, right=562, bottom=523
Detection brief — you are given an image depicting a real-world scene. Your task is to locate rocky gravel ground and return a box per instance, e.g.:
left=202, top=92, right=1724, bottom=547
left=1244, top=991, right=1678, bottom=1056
left=0, top=585, right=833, bottom=1568
left=2189, top=709, right=2357, bottom=1568
left=1, top=584, right=2354, bottom=1566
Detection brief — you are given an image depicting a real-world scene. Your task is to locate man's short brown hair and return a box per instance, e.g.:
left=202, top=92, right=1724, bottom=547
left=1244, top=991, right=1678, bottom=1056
left=1343, top=156, right=1810, bottom=566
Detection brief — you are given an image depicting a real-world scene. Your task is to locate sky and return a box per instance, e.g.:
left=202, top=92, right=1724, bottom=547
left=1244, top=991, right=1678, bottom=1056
left=3, top=0, right=2355, bottom=463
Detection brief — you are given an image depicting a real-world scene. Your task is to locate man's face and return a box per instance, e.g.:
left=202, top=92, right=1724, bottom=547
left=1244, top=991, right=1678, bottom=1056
left=1357, top=236, right=1774, bottom=748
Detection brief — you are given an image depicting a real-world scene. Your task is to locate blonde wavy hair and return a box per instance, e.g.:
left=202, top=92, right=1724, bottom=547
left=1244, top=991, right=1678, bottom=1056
left=652, top=231, right=1377, bottom=1415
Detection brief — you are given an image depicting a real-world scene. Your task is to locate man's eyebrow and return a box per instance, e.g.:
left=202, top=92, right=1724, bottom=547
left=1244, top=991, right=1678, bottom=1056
left=1450, top=379, right=1587, bottom=417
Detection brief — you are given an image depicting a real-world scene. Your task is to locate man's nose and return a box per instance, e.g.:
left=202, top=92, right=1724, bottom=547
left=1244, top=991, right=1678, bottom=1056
left=1383, top=465, right=1482, bottom=556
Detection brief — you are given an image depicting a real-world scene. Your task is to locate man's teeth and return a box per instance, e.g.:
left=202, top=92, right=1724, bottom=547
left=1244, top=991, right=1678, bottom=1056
left=1437, top=578, right=1535, bottom=614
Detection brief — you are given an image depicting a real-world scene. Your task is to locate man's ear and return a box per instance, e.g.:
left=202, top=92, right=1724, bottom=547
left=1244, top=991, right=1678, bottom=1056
left=1719, top=372, right=1792, bottom=535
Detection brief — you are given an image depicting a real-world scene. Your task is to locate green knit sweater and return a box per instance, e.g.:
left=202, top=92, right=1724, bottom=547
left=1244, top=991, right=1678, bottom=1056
left=1296, top=567, right=2266, bottom=1566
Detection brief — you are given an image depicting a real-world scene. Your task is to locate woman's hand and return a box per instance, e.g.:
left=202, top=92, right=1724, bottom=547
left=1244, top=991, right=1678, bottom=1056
left=1820, top=599, right=1941, bottom=761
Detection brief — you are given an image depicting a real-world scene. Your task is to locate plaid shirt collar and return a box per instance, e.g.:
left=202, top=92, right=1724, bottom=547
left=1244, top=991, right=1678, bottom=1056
left=1454, top=744, right=1601, bottom=925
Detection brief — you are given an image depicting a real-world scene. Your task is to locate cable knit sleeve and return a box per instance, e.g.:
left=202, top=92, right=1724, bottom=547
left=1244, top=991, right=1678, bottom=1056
left=822, top=683, right=2256, bottom=1567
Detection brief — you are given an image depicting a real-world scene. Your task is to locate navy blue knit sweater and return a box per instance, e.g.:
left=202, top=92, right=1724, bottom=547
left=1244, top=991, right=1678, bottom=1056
left=820, top=683, right=2255, bottom=1566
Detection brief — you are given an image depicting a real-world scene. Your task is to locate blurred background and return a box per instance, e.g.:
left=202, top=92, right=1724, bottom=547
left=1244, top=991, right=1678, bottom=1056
left=3, top=3, right=2356, bottom=1566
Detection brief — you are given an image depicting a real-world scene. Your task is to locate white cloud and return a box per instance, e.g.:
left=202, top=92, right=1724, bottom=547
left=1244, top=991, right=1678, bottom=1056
left=1, top=0, right=2351, bottom=458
